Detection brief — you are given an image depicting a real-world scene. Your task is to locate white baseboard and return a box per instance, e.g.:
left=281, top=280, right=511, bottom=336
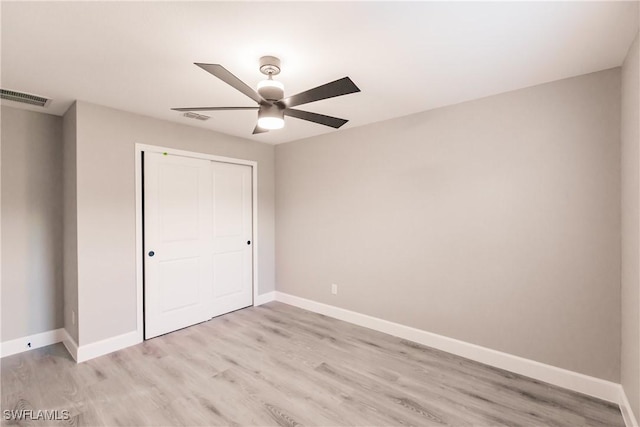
left=620, top=387, right=639, bottom=427
left=255, top=291, right=276, bottom=306
left=274, top=291, right=621, bottom=404
left=1, top=328, right=64, bottom=358
left=0, top=327, right=139, bottom=364
left=61, top=329, right=79, bottom=362
left=76, top=330, right=140, bottom=363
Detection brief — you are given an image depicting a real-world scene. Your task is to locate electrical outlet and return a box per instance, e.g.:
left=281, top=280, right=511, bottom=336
left=331, top=284, right=338, bottom=295
left=72, top=310, right=76, bottom=325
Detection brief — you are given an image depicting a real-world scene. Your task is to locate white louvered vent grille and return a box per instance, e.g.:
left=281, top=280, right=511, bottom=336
left=0, top=89, right=51, bottom=107
left=183, top=112, right=210, bottom=121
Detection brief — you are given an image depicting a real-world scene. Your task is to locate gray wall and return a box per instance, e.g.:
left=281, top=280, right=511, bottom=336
left=1, top=106, right=63, bottom=341
left=276, top=69, right=622, bottom=381
left=621, top=31, right=639, bottom=421
left=62, top=103, right=79, bottom=343
left=73, top=101, right=275, bottom=345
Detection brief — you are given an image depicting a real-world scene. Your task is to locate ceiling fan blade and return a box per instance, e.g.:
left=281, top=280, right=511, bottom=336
left=195, top=63, right=263, bottom=104
left=281, top=77, right=360, bottom=108
left=252, top=125, right=269, bottom=135
left=284, top=108, right=348, bottom=129
left=171, top=107, right=259, bottom=112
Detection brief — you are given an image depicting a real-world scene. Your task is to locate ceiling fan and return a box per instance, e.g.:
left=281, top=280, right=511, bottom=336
left=172, top=56, right=360, bottom=134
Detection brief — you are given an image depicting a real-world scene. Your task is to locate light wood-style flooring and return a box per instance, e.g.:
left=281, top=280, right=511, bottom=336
left=1, top=302, right=624, bottom=426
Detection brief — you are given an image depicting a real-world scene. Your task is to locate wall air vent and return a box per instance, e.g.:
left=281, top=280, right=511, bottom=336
left=183, top=112, right=210, bottom=121
left=0, top=89, right=51, bottom=107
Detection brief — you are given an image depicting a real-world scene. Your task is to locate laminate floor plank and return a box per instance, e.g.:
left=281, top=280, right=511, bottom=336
left=1, top=302, right=624, bottom=426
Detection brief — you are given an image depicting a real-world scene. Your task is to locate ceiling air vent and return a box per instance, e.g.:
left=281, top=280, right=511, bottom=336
left=183, top=112, right=210, bottom=121
left=0, top=89, right=51, bottom=107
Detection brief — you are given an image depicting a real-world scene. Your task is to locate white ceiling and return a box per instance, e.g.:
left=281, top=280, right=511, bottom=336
left=1, top=1, right=638, bottom=144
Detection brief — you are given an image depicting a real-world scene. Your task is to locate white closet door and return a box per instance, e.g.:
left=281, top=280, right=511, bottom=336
left=144, top=152, right=214, bottom=339
left=211, top=162, right=253, bottom=317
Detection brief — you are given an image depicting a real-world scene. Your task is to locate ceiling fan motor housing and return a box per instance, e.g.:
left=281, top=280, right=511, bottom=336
left=257, top=79, right=284, bottom=101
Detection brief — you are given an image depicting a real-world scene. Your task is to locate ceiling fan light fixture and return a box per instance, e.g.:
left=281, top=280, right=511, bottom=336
left=257, top=116, right=284, bottom=130
left=257, top=105, right=285, bottom=130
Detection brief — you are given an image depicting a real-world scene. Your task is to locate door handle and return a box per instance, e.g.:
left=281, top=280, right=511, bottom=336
left=247, top=241, right=251, bottom=245
left=148, top=251, right=155, bottom=257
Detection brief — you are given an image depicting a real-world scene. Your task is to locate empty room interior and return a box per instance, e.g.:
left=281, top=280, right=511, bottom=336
left=2, top=1, right=640, bottom=426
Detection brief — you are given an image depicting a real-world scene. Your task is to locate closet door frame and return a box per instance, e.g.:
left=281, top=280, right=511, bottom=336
left=134, top=143, right=258, bottom=343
